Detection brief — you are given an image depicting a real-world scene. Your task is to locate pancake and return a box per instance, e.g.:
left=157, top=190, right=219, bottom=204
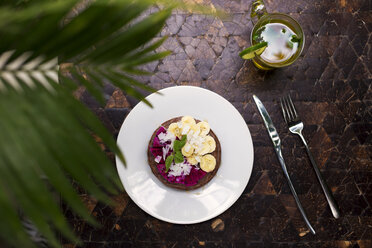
left=147, top=117, right=221, bottom=190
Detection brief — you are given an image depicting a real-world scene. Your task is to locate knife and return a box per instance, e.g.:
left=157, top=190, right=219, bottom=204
left=253, top=95, right=316, bottom=235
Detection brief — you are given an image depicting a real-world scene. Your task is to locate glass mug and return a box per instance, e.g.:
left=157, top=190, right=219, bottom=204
left=250, top=0, right=305, bottom=70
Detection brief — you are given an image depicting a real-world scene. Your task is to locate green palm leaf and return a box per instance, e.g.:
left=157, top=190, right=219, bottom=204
left=0, top=0, right=175, bottom=247
left=0, top=0, right=220, bottom=246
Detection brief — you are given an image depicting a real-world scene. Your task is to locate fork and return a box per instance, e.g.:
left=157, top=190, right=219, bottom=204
left=280, top=95, right=341, bottom=219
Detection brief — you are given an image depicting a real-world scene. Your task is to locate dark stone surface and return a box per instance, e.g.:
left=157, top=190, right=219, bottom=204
left=64, top=0, right=371, bottom=247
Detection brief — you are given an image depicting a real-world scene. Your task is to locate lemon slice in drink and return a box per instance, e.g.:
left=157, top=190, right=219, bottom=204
left=239, top=41, right=268, bottom=59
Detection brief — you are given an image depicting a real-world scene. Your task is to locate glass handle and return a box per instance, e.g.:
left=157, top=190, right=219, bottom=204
left=250, top=0, right=268, bottom=25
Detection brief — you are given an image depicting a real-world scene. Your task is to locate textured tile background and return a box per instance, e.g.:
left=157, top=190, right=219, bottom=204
left=64, top=0, right=371, bottom=247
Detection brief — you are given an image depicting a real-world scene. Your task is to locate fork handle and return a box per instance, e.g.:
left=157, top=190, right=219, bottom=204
left=298, top=133, right=341, bottom=219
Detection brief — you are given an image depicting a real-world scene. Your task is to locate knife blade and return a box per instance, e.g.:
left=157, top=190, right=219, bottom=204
left=253, top=95, right=316, bottom=235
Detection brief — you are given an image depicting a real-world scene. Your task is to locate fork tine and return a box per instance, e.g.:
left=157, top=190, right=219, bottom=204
left=287, top=94, right=298, bottom=119
left=280, top=97, right=288, bottom=123
left=282, top=96, right=291, bottom=121
left=284, top=95, right=295, bottom=121
left=284, top=96, right=293, bottom=122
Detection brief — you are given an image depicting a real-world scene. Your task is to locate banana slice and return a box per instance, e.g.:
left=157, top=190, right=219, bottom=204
left=187, top=155, right=198, bottom=165
left=195, top=155, right=201, bottom=163
left=187, top=123, right=199, bottom=135
left=181, top=123, right=191, bottom=135
left=168, top=122, right=182, bottom=138
left=197, top=141, right=210, bottom=155
left=181, top=143, right=194, bottom=157
left=204, top=135, right=216, bottom=153
left=196, top=121, right=210, bottom=136
left=200, top=154, right=216, bottom=172
left=181, top=116, right=196, bottom=126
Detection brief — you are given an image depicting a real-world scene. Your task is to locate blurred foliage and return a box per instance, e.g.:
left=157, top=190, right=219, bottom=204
left=0, top=0, right=175, bottom=247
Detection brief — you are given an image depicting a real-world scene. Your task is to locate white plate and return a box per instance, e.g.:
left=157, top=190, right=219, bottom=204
left=116, top=86, right=254, bottom=224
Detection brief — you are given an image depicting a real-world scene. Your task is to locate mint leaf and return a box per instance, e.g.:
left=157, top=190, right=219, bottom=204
left=165, top=155, right=173, bottom=172
left=291, top=35, right=301, bottom=43
left=253, top=26, right=266, bottom=42
left=287, top=41, right=294, bottom=49
left=173, top=135, right=187, bottom=151
left=174, top=151, right=184, bottom=163
left=179, top=135, right=187, bottom=147
left=173, top=140, right=181, bottom=151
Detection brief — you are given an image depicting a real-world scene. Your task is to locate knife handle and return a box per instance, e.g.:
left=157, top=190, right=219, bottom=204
left=276, top=148, right=316, bottom=235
